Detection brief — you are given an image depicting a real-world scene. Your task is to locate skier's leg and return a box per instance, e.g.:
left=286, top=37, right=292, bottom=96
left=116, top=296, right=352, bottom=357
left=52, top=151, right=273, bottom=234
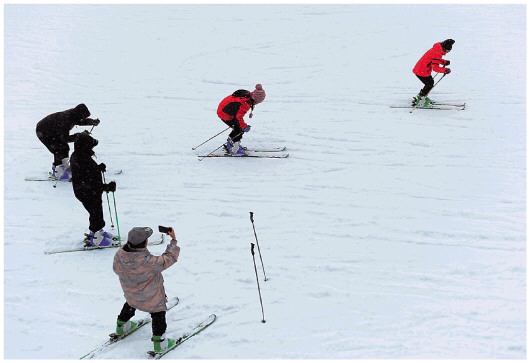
left=116, top=302, right=138, bottom=335
left=83, top=194, right=105, bottom=234
left=417, top=75, right=434, bottom=96
left=151, top=311, right=176, bottom=352
left=151, top=311, right=167, bottom=337
left=118, top=302, right=136, bottom=322
left=222, top=119, right=244, bottom=154
left=80, top=194, right=113, bottom=246
left=37, top=132, right=70, bottom=176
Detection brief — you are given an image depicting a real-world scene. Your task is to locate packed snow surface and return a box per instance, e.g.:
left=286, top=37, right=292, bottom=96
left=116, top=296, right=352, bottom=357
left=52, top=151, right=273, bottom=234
left=4, top=4, right=526, bottom=360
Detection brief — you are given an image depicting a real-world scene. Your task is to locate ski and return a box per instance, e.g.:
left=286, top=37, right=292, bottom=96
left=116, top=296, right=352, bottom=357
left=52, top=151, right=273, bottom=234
left=44, top=233, right=166, bottom=255
left=25, top=170, right=123, bottom=182
left=244, top=146, right=287, bottom=152
left=390, top=105, right=465, bottom=111
left=147, top=314, right=217, bottom=360
left=80, top=297, right=180, bottom=360
left=24, top=176, right=71, bottom=182
left=199, top=153, right=289, bottom=159
left=431, top=102, right=466, bottom=107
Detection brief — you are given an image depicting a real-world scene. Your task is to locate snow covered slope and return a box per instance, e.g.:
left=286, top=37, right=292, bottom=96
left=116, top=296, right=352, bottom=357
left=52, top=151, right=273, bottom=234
left=4, top=4, right=525, bottom=359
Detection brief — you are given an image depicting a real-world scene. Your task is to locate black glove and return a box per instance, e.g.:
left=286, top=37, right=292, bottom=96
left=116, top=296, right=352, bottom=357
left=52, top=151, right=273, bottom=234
left=444, top=68, right=451, bottom=74
left=93, top=118, right=101, bottom=126
left=104, top=181, right=116, bottom=193
left=98, top=163, right=106, bottom=172
left=445, top=60, right=450, bottom=66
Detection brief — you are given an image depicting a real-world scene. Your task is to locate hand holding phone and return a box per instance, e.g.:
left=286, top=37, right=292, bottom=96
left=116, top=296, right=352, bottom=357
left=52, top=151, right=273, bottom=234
left=158, top=226, right=172, bottom=234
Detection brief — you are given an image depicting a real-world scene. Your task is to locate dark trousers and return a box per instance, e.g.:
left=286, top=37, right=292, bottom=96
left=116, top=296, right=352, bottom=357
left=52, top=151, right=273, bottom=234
left=416, top=75, right=434, bottom=97
left=36, top=131, right=69, bottom=166
left=118, top=302, right=167, bottom=336
left=222, top=119, right=243, bottom=143
left=76, top=193, right=105, bottom=232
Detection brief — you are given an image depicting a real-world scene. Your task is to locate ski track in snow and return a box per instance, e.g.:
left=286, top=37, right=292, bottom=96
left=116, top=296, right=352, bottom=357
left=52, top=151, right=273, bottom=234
left=4, top=4, right=526, bottom=360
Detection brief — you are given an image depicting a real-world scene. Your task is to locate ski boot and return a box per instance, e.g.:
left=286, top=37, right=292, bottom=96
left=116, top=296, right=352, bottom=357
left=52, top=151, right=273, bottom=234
left=223, top=137, right=234, bottom=153
left=224, top=138, right=246, bottom=156
left=116, top=319, right=139, bottom=336
left=228, top=141, right=246, bottom=156
left=420, top=96, right=432, bottom=108
left=86, top=229, right=116, bottom=247
left=51, top=164, right=71, bottom=181
left=412, top=93, right=432, bottom=108
left=152, top=333, right=176, bottom=353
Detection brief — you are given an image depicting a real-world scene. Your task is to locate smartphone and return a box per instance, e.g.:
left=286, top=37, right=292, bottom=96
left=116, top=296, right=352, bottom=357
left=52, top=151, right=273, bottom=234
left=158, top=226, right=172, bottom=234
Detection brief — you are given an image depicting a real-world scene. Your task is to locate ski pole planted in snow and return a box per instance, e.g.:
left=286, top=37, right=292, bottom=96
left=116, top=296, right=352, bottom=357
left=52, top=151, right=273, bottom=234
left=102, top=172, right=115, bottom=228
left=250, top=212, right=268, bottom=281
left=111, top=191, right=121, bottom=242
left=192, top=127, right=230, bottom=150
left=251, top=243, right=266, bottom=323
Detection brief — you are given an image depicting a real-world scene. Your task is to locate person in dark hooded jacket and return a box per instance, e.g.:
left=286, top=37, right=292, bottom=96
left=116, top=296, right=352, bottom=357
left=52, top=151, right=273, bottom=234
left=412, top=39, right=455, bottom=107
left=70, top=131, right=116, bottom=247
left=36, top=104, right=100, bottom=180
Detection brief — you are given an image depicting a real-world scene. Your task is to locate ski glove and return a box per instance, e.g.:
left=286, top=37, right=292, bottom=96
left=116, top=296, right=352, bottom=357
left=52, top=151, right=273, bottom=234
left=444, top=60, right=450, bottom=66
left=243, top=125, right=251, bottom=133
left=103, top=181, right=116, bottom=193
left=98, top=163, right=106, bottom=172
left=93, top=118, right=101, bottom=126
left=444, top=68, right=451, bottom=74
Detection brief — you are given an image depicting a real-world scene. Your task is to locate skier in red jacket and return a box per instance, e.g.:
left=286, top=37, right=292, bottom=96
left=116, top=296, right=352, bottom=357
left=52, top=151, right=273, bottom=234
left=217, top=84, right=266, bottom=155
left=412, top=39, right=454, bottom=107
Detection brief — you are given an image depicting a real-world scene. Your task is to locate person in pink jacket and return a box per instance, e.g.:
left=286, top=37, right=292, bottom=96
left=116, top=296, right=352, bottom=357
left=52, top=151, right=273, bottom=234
left=412, top=39, right=454, bottom=107
left=113, top=226, right=180, bottom=353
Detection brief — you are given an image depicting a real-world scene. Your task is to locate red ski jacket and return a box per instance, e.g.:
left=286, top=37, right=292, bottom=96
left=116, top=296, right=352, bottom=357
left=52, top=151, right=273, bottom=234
left=413, top=42, right=449, bottom=77
left=217, top=95, right=252, bottom=129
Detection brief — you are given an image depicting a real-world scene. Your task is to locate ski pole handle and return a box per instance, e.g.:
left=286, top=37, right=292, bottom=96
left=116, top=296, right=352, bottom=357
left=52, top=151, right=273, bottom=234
left=250, top=211, right=254, bottom=223
left=251, top=243, right=255, bottom=256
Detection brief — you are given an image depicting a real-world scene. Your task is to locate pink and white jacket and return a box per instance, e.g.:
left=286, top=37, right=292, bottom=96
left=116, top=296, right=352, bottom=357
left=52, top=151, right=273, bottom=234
left=113, top=240, right=180, bottom=313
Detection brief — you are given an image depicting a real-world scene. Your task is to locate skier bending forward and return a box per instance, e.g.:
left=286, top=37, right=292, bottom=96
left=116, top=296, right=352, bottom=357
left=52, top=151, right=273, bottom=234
left=217, top=84, right=266, bottom=155
left=412, top=39, right=455, bottom=107
left=36, top=103, right=100, bottom=180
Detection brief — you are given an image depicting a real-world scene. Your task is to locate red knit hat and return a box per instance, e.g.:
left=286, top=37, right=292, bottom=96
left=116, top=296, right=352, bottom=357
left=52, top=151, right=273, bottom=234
left=251, top=84, right=266, bottom=104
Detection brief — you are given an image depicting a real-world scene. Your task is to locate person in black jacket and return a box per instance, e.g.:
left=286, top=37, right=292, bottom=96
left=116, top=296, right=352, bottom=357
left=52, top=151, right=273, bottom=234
left=36, top=104, right=100, bottom=180
left=70, top=131, right=116, bottom=246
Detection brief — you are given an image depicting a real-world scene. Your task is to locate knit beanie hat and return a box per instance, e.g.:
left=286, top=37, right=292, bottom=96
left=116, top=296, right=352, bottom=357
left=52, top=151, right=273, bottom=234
left=441, top=39, right=455, bottom=52
left=251, top=84, right=266, bottom=105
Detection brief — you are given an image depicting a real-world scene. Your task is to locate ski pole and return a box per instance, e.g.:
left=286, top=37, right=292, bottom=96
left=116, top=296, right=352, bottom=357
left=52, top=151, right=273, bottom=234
left=52, top=160, right=71, bottom=188
left=111, top=191, right=121, bottom=242
left=101, top=171, right=115, bottom=228
left=250, top=212, right=268, bottom=281
left=198, top=131, right=243, bottom=161
left=431, top=72, right=447, bottom=91
left=251, top=243, right=266, bottom=323
left=410, top=73, right=447, bottom=114
left=192, top=127, right=230, bottom=150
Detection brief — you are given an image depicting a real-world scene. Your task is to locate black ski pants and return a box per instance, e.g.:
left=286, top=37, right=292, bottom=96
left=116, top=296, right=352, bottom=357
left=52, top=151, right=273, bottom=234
left=222, top=119, right=244, bottom=143
left=75, top=193, right=105, bottom=233
left=36, top=130, right=69, bottom=166
left=118, top=302, right=167, bottom=336
left=416, top=75, right=434, bottom=97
